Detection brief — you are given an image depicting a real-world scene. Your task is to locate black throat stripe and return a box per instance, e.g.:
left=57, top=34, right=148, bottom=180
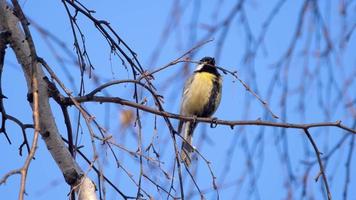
left=201, top=76, right=221, bottom=117
left=196, top=65, right=220, bottom=77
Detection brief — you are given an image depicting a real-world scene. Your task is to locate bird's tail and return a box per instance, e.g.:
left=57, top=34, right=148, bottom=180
left=180, top=121, right=197, bottom=166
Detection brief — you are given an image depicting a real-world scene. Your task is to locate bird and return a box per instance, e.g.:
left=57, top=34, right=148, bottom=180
left=178, top=56, right=222, bottom=166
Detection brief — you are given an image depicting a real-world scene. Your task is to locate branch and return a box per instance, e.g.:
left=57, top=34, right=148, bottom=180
left=8, top=2, right=42, bottom=198
left=303, top=129, right=332, bottom=200
left=62, top=95, right=356, bottom=134
left=138, top=39, right=213, bottom=80
left=0, top=1, right=97, bottom=199
left=0, top=30, right=11, bottom=144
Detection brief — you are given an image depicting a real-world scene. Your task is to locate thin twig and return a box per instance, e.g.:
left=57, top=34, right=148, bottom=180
left=139, top=39, right=213, bottom=80
left=10, top=1, right=41, bottom=199
left=303, top=129, right=332, bottom=200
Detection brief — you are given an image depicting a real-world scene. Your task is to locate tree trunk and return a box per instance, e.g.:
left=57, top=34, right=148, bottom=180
left=0, top=1, right=97, bottom=199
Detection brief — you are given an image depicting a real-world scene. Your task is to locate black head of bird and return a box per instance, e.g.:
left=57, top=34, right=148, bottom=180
left=195, top=56, right=219, bottom=75
left=200, top=57, right=215, bottom=66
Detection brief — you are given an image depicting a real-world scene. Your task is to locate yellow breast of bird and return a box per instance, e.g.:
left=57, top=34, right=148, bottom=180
left=182, top=72, right=215, bottom=116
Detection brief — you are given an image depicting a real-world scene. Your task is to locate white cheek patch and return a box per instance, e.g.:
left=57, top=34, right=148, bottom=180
left=194, top=63, right=205, bottom=72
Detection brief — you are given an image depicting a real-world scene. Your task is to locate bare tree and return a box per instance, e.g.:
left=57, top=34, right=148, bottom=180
left=0, top=0, right=355, bottom=200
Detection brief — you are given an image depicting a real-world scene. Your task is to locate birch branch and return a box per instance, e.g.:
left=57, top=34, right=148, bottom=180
left=0, top=1, right=97, bottom=199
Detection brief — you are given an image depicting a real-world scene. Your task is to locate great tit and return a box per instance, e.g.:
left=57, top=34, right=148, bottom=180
left=178, top=57, right=222, bottom=166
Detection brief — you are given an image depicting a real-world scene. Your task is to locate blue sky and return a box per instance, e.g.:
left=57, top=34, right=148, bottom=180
left=1, top=0, right=355, bottom=199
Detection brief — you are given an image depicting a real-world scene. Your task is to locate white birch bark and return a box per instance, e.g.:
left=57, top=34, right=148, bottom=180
left=0, top=1, right=97, bottom=199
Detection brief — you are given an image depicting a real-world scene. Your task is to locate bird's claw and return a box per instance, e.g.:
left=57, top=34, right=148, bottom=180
left=210, top=117, right=218, bottom=128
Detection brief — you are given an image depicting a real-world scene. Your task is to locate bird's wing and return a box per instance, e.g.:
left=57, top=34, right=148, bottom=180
left=180, top=75, right=195, bottom=112
left=182, top=75, right=194, bottom=98
left=178, top=75, right=195, bottom=134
